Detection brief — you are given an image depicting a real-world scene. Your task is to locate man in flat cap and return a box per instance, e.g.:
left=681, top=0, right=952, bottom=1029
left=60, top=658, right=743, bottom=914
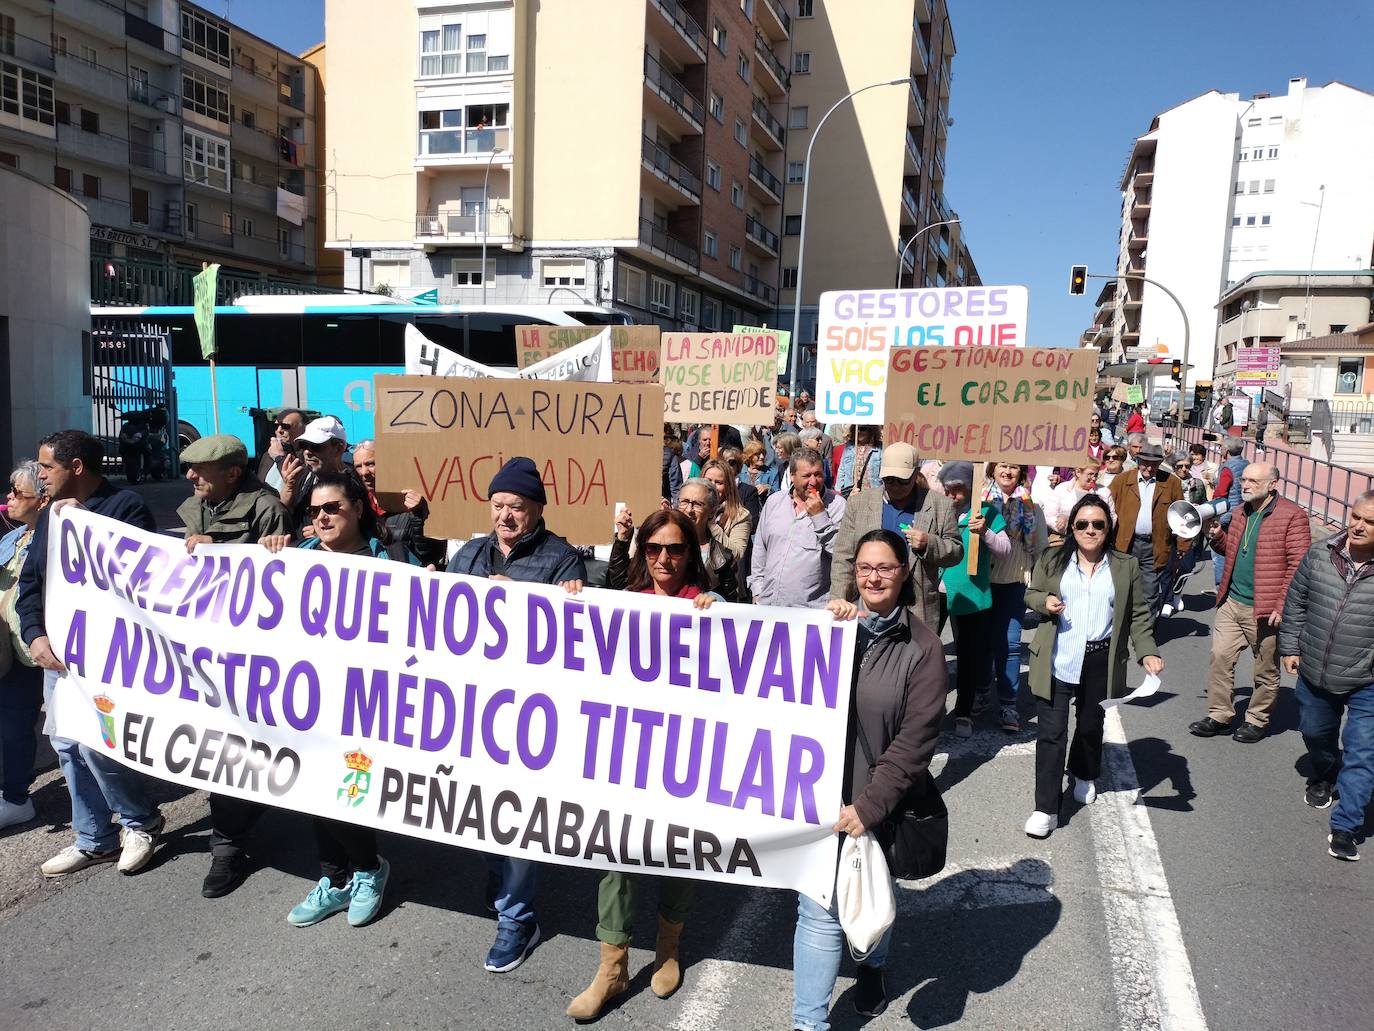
left=178, top=434, right=291, bottom=899
left=1109, top=441, right=1185, bottom=620
left=447, top=456, right=586, bottom=974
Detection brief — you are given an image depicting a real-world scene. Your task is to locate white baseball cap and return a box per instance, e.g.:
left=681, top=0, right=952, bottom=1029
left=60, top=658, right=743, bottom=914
left=297, top=415, right=346, bottom=446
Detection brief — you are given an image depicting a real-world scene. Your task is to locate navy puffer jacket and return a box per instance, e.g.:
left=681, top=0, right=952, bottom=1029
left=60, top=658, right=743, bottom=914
left=1279, top=532, right=1374, bottom=695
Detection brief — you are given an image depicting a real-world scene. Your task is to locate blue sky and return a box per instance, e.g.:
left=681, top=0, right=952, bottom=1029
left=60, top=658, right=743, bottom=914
left=218, top=0, right=1370, bottom=346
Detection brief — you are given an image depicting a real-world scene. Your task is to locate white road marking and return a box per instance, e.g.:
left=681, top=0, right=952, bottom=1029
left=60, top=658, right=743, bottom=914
left=669, top=889, right=783, bottom=1031
left=1091, top=706, right=1208, bottom=1031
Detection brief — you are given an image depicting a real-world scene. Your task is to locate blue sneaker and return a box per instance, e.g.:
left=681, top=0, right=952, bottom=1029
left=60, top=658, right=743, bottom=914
left=348, top=857, right=390, bottom=927
left=484, top=922, right=542, bottom=972
left=287, top=877, right=352, bottom=927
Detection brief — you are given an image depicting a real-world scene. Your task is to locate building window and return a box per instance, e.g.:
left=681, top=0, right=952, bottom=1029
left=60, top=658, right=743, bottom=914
left=787, top=161, right=804, bottom=183
left=419, top=22, right=471, bottom=76
left=1231, top=216, right=1241, bottom=227
left=1268, top=114, right=1282, bottom=124
left=793, top=51, right=811, bottom=74
left=541, top=260, right=586, bottom=288
left=241, top=108, right=255, bottom=129
left=1268, top=146, right=1279, bottom=159
left=0, top=151, right=17, bottom=169
left=183, top=127, right=229, bottom=190
left=220, top=211, right=232, bottom=236
left=1251, top=147, right=1263, bottom=160
left=53, top=165, right=71, bottom=191
left=1331, top=324, right=1347, bottom=334
left=185, top=202, right=197, bottom=235
left=712, top=22, right=727, bottom=54
left=650, top=276, right=673, bottom=315
left=617, top=265, right=646, bottom=306
left=240, top=216, right=254, bottom=238
left=181, top=8, right=231, bottom=68
left=740, top=0, right=754, bottom=16
left=238, top=52, right=255, bottom=75
left=1233, top=181, right=1243, bottom=195
left=183, top=68, right=230, bottom=125
left=1, top=61, right=55, bottom=126
left=680, top=289, right=699, bottom=324
left=1245, top=215, right=1256, bottom=226
left=782, top=267, right=798, bottom=289
left=1260, top=213, right=1271, bottom=226
left=0, top=15, right=12, bottom=55
left=1247, top=117, right=1261, bottom=127
left=279, top=227, right=291, bottom=257
left=488, top=54, right=509, bottom=72
left=51, top=33, right=67, bottom=55
left=737, top=53, right=750, bottom=82
left=706, top=161, right=720, bottom=190
left=784, top=214, right=801, bottom=234
left=708, top=91, right=723, bottom=122
left=702, top=297, right=719, bottom=329
left=1237, top=151, right=1246, bottom=162
left=730, top=181, right=743, bottom=207
left=1337, top=358, right=1362, bottom=394
left=1247, top=180, right=1259, bottom=193
left=81, top=173, right=99, bottom=198
left=79, top=108, right=99, bottom=133
left=466, top=34, right=487, bottom=73
left=789, top=106, right=808, bottom=129
left=55, top=100, right=70, bottom=124
left=734, top=118, right=746, bottom=146
left=703, top=230, right=718, bottom=259
left=728, top=244, right=741, bottom=271
left=79, top=44, right=98, bottom=66
left=453, top=259, right=485, bottom=286
left=796, top=0, right=814, bottom=15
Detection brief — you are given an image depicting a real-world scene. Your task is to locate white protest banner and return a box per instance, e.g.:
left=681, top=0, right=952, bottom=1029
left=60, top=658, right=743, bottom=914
left=815, top=285, right=1030, bottom=422
left=516, top=325, right=660, bottom=383
left=404, top=324, right=512, bottom=379
left=405, top=324, right=613, bottom=383
left=46, top=507, right=856, bottom=905
left=518, top=326, right=614, bottom=383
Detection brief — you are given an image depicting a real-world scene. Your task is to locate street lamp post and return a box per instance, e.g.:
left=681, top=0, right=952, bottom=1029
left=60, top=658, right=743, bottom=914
left=895, top=217, right=959, bottom=288
left=789, top=77, right=914, bottom=402
left=481, top=147, right=504, bottom=304
left=1085, top=270, right=1191, bottom=418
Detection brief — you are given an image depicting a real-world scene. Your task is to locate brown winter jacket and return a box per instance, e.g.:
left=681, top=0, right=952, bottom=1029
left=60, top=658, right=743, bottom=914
left=1109, top=470, right=1185, bottom=568
left=845, top=608, right=948, bottom=831
left=1214, top=494, right=1311, bottom=620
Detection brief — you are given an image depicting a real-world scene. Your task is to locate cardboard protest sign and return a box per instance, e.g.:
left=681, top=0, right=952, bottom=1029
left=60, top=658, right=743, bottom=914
left=47, top=506, right=857, bottom=905
left=516, top=325, right=660, bottom=383
left=883, top=345, right=1098, bottom=465
left=660, top=331, right=778, bottom=423
left=372, top=374, right=663, bottom=544
left=816, top=286, right=1029, bottom=423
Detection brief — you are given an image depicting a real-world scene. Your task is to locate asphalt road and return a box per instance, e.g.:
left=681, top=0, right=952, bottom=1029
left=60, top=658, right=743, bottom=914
left=1, top=573, right=1370, bottom=1031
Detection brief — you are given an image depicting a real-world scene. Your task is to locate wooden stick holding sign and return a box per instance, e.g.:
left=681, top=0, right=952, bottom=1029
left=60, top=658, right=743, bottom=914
left=967, top=464, right=985, bottom=574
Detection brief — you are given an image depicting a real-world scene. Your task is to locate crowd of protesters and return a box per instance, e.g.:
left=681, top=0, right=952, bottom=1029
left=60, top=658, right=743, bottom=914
left=0, top=390, right=1370, bottom=1031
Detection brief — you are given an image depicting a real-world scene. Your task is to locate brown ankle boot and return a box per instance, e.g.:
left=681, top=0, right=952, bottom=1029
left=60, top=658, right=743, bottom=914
left=650, top=916, right=685, bottom=998
left=566, top=941, right=630, bottom=1020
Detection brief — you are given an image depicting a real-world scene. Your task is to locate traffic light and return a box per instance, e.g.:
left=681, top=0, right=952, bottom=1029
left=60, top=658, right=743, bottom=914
left=1069, top=265, right=1088, bottom=295
left=1171, top=359, right=1183, bottom=385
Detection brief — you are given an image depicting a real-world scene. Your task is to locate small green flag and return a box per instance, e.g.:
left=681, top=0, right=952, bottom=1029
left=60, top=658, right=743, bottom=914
left=192, top=263, right=220, bottom=360
left=733, top=324, right=791, bottom=377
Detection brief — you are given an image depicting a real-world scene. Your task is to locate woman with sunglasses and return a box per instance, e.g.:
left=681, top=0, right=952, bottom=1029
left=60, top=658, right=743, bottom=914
left=0, top=461, right=48, bottom=830
left=260, top=472, right=418, bottom=928
left=1023, top=495, right=1163, bottom=839
left=570, top=508, right=716, bottom=1021
left=792, top=529, right=946, bottom=1027
left=1097, top=446, right=1129, bottom=489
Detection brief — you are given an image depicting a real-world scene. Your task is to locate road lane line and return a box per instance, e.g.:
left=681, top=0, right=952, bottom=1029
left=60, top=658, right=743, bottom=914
left=1091, top=706, right=1208, bottom=1031
left=669, top=889, right=784, bottom=1031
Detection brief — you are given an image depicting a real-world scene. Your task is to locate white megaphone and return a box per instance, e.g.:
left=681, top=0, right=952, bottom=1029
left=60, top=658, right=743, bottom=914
left=1167, top=498, right=1231, bottom=540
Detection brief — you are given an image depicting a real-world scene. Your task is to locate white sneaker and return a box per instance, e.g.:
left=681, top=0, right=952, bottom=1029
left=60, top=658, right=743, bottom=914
left=1072, top=778, right=1098, bottom=805
left=1024, top=811, right=1058, bottom=839
left=954, top=717, right=973, bottom=739
left=117, top=814, right=165, bottom=875
left=41, top=844, right=118, bottom=878
left=0, top=797, right=36, bottom=830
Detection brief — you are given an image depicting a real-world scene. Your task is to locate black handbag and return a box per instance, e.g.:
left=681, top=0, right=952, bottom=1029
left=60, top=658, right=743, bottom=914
left=854, top=723, right=948, bottom=881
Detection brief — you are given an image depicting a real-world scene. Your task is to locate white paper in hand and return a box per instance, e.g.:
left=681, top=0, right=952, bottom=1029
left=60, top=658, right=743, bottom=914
left=1101, top=672, right=1162, bottom=710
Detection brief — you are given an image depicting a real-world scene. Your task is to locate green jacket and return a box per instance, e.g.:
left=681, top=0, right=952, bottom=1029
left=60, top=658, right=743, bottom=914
left=177, top=476, right=291, bottom=544
left=1024, top=548, right=1159, bottom=702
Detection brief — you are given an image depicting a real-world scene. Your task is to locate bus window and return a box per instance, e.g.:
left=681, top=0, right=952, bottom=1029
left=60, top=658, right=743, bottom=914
left=203, top=315, right=305, bottom=366
left=467, top=313, right=539, bottom=367
left=303, top=313, right=382, bottom=364
left=382, top=314, right=466, bottom=365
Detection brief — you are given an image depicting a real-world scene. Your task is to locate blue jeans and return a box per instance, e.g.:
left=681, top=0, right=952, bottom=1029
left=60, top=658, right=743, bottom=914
left=989, top=582, right=1027, bottom=707
left=1212, top=547, right=1226, bottom=588
left=1297, top=676, right=1374, bottom=836
left=793, top=888, right=892, bottom=1031
left=1, top=662, right=43, bottom=804
left=44, top=671, right=159, bottom=851
left=485, top=853, right=538, bottom=931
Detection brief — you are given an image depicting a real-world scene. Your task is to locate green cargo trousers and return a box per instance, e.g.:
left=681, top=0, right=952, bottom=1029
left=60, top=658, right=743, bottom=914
left=594, top=871, right=696, bottom=946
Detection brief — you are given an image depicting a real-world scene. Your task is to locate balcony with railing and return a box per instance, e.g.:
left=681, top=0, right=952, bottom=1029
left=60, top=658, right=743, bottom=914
left=758, top=0, right=791, bottom=42
left=901, top=187, right=919, bottom=225
left=911, top=23, right=929, bottom=75
left=127, top=76, right=179, bottom=113
left=904, top=130, right=923, bottom=176
left=648, top=0, right=707, bottom=64
left=124, top=11, right=176, bottom=55
left=4, top=30, right=56, bottom=71
left=416, top=209, right=513, bottom=243
left=747, top=154, right=782, bottom=202
left=129, top=144, right=173, bottom=178
left=233, top=178, right=278, bottom=212
left=643, top=51, right=704, bottom=133
left=751, top=95, right=786, bottom=149
left=753, top=31, right=789, bottom=95
left=638, top=217, right=698, bottom=268
left=743, top=273, right=777, bottom=304
left=744, top=214, right=779, bottom=255
left=417, top=124, right=511, bottom=161
left=641, top=134, right=702, bottom=203
left=908, top=79, right=926, bottom=126
left=932, top=148, right=945, bottom=182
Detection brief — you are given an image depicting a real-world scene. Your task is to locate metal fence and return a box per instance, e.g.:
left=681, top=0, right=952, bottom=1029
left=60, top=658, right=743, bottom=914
left=89, top=317, right=178, bottom=474
left=91, top=256, right=336, bottom=306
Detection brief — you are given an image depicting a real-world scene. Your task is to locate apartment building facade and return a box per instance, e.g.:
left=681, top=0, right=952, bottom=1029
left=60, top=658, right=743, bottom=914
left=0, top=0, right=329, bottom=301
left=779, top=0, right=979, bottom=351
left=325, top=0, right=791, bottom=330
left=1098, top=78, right=1374, bottom=393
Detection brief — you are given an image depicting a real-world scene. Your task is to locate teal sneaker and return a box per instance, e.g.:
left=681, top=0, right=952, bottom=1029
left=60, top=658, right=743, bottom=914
left=287, top=877, right=352, bottom=927
left=348, top=857, right=390, bottom=927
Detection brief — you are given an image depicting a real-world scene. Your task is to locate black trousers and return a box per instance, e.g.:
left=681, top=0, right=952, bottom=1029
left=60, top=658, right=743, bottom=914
left=1034, top=644, right=1110, bottom=815
left=1128, top=535, right=1162, bottom=622
left=952, top=608, right=993, bottom=717
left=315, top=816, right=379, bottom=886
left=207, top=794, right=267, bottom=858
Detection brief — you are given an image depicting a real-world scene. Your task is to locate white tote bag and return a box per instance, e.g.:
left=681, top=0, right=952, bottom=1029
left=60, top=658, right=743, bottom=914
left=835, top=832, right=896, bottom=961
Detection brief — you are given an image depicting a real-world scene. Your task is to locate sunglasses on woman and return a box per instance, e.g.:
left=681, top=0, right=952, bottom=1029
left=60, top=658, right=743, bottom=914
left=307, top=501, right=350, bottom=520
left=1073, top=518, right=1107, bottom=531
left=643, top=541, right=688, bottom=559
